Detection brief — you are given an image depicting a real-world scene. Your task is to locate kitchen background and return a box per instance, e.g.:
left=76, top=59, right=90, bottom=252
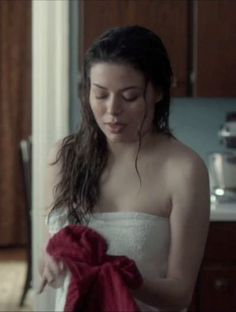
left=0, top=1, right=235, bottom=312
left=71, top=95, right=236, bottom=166
left=170, top=98, right=235, bottom=163
left=69, top=3, right=236, bottom=310
left=38, top=1, right=236, bottom=311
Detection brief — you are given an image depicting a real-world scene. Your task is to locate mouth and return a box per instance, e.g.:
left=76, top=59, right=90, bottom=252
left=105, top=122, right=126, bottom=134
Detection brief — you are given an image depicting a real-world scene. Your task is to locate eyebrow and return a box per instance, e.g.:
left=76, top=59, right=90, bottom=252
left=92, top=83, right=142, bottom=91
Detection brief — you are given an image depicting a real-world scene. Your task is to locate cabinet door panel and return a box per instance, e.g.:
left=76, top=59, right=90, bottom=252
left=196, top=0, right=236, bottom=97
left=203, top=222, right=236, bottom=263
left=80, top=0, right=189, bottom=96
left=199, top=267, right=236, bottom=312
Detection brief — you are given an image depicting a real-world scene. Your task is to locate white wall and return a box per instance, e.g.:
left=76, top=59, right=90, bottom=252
left=32, top=1, right=69, bottom=310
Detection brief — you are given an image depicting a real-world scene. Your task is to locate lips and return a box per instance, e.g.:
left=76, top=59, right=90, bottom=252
left=105, top=122, right=126, bottom=134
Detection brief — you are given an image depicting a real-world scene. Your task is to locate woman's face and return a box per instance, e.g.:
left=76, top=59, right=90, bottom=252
left=89, top=62, right=161, bottom=143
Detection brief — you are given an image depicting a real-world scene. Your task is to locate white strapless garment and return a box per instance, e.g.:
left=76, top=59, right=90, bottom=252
left=46, top=209, right=185, bottom=312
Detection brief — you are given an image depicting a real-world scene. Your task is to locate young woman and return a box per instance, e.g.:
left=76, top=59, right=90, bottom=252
left=39, top=26, right=210, bottom=311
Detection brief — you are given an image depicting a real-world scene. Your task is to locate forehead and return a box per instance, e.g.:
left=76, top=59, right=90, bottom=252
left=90, top=62, right=145, bottom=89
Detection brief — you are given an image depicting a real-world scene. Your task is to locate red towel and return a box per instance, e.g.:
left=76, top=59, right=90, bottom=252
left=46, top=225, right=143, bottom=312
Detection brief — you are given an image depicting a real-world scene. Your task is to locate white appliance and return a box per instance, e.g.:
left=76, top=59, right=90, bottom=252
left=209, top=112, right=236, bottom=202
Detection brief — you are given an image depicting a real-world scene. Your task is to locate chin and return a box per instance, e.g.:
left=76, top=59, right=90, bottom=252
left=106, top=133, right=138, bottom=144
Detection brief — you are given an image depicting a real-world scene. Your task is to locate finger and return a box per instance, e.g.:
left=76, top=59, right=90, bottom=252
left=43, top=267, right=60, bottom=289
left=59, top=261, right=65, bottom=271
left=37, top=276, right=47, bottom=294
left=45, top=255, right=62, bottom=276
left=44, top=266, right=55, bottom=283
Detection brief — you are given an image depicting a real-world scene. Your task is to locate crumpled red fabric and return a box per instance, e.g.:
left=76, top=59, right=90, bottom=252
left=46, top=225, right=143, bottom=312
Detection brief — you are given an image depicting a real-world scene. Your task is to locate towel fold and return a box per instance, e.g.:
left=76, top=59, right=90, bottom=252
left=46, top=224, right=143, bottom=312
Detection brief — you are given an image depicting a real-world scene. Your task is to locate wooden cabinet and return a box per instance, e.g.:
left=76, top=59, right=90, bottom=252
left=79, top=0, right=236, bottom=97
left=198, top=267, right=236, bottom=312
left=195, top=1, right=236, bottom=97
left=79, top=0, right=190, bottom=97
left=189, top=222, right=236, bottom=312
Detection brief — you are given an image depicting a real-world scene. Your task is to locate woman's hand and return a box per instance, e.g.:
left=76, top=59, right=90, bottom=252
left=38, top=251, right=67, bottom=294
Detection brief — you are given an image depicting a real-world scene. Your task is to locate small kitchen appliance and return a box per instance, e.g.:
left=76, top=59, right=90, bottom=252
left=209, top=112, right=236, bottom=202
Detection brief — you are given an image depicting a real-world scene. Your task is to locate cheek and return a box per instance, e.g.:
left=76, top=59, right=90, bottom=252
left=129, top=101, right=155, bottom=127
left=90, top=100, right=105, bottom=123
left=128, top=101, right=146, bottom=120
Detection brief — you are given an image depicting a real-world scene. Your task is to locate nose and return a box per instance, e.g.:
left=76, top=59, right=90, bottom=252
left=107, top=95, right=122, bottom=115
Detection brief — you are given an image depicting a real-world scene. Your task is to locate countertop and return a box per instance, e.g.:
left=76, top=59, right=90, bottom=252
left=210, top=201, right=236, bottom=221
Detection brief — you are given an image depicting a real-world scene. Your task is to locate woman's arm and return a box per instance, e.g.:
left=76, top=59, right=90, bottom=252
left=133, top=152, right=210, bottom=310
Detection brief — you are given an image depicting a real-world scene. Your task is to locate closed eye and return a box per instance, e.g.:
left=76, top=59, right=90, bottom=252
left=95, top=94, right=108, bottom=99
left=122, top=95, right=140, bottom=102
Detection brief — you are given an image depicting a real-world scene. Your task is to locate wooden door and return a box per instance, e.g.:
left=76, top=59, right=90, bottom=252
left=0, top=0, right=31, bottom=245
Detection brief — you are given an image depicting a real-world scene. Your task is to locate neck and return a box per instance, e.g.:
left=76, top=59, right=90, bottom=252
left=107, top=129, right=156, bottom=161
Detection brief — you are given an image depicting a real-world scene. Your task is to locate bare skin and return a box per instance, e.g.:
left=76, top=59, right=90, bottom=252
left=95, top=133, right=210, bottom=310
left=39, top=63, right=210, bottom=311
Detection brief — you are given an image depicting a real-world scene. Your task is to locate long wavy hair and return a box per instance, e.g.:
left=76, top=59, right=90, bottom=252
left=50, top=25, right=174, bottom=224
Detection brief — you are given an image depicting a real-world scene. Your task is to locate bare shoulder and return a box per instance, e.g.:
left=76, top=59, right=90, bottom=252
left=164, top=136, right=209, bottom=184
left=162, top=136, right=210, bottom=216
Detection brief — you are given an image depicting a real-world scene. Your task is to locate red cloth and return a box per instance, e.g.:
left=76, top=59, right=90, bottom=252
left=46, top=225, right=143, bottom=312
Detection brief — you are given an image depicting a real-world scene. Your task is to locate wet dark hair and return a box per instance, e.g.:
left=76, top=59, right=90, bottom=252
left=50, top=25, right=174, bottom=223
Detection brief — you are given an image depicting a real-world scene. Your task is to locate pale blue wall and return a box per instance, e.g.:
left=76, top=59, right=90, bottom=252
left=169, top=98, right=236, bottom=165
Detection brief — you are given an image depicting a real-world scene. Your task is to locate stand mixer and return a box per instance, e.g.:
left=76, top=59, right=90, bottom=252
left=209, top=112, right=236, bottom=203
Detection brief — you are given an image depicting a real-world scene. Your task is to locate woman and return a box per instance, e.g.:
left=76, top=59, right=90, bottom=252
left=39, top=26, right=210, bottom=311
